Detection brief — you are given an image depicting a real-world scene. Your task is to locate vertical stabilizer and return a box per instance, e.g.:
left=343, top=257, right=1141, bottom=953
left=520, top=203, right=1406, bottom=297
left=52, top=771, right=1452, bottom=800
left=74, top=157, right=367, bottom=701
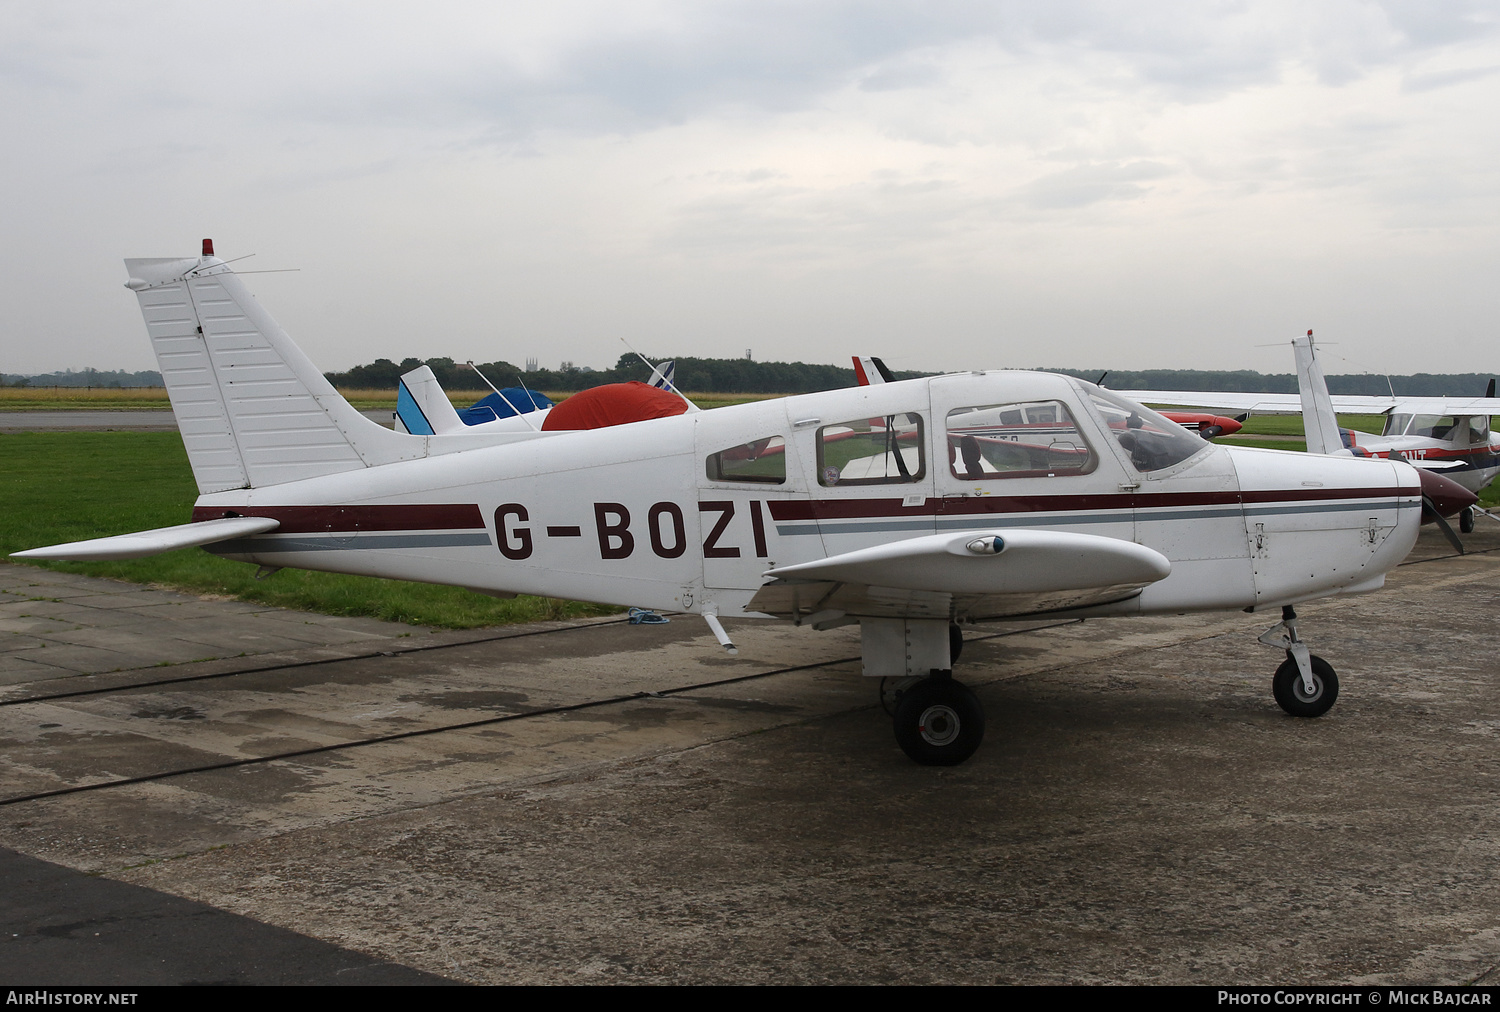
left=1293, top=331, right=1346, bottom=456
left=125, top=248, right=423, bottom=494
left=396, top=365, right=465, bottom=435
left=852, top=356, right=894, bottom=385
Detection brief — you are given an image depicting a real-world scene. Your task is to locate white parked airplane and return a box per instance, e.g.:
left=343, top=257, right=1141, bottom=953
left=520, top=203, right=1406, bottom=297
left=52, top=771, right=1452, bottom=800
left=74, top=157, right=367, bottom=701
left=11, top=245, right=1478, bottom=764
left=1124, top=332, right=1500, bottom=533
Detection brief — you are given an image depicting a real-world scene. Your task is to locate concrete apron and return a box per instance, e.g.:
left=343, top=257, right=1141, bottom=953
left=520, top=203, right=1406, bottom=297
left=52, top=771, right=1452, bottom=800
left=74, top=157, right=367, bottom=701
left=1, top=525, right=1498, bottom=984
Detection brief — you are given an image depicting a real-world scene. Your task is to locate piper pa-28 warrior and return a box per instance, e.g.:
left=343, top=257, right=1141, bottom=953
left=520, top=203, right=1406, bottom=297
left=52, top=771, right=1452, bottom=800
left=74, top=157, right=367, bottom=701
left=12, top=243, right=1478, bottom=765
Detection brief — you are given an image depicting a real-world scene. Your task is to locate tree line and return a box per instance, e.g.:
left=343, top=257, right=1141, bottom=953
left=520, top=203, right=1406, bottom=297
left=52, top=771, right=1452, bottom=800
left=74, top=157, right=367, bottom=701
left=324, top=356, right=1496, bottom=398
left=321, top=355, right=928, bottom=394
left=5, top=358, right=1493, bottom=398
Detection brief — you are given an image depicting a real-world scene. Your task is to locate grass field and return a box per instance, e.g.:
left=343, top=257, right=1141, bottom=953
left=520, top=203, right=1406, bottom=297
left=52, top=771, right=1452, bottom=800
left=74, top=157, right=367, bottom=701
left=0, top=432, right=619, bottom=629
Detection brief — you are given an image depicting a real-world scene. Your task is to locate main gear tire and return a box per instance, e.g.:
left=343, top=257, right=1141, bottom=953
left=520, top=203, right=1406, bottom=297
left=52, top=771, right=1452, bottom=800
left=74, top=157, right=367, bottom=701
left=893, top=677, right=985, bottom=766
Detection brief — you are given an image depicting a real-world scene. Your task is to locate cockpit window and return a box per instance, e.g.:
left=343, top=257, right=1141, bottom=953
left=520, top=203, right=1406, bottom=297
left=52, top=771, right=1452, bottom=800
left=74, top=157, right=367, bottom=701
left=706, top=435, right=786, bottom=483
left=1086, top=388, right=1208, bottom=473
left=817, top=413, right=924, bottom=486
left=1409, top=415, right=1459, bottom=440
left=945, top=401, right=1095, bottom=479
left=1383, top=414, right=1411, bottom=437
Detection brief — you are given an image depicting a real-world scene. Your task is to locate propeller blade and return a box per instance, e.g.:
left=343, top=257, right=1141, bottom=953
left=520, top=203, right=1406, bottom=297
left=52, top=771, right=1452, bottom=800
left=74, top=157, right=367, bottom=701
left=1424, top=496, right=1466, bottom=554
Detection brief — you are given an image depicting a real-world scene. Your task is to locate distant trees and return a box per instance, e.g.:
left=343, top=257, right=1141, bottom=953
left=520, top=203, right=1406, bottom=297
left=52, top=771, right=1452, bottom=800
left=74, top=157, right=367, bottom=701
left=322, top=355, right=1497, bottom=398
left=0, top=368, right=164, bottom=388
left=4, top=358, right=1492, bottom=398
left=323, top=354, right=927, bottom=394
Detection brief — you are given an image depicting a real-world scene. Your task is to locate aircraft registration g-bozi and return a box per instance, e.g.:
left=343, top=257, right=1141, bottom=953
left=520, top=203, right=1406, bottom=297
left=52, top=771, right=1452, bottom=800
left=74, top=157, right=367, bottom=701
left=12, top=244, right=1478, bottom=765
left=1125, top=332, right=1500, bottom=535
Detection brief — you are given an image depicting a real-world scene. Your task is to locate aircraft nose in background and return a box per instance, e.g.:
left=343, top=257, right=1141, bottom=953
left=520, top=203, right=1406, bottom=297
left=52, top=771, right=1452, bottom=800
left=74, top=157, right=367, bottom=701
left=1417, top=468, right=1477, bottom=522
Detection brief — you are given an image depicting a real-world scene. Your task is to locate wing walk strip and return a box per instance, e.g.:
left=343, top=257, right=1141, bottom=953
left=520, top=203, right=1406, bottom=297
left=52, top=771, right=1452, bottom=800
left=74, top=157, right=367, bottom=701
left=0, top=622, right=1079, bottom=809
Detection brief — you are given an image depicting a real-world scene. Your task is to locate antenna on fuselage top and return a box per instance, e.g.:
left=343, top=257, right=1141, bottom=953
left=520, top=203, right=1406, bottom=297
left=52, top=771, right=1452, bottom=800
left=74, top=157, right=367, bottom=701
left=466, top=361, right=540, bottom=431
left=617, top=337, right=698, bottom=411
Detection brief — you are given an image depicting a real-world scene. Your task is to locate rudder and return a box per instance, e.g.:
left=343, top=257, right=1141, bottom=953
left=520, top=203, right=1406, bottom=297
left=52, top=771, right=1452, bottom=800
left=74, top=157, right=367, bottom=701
left=126, top=246, right=422, bottom=494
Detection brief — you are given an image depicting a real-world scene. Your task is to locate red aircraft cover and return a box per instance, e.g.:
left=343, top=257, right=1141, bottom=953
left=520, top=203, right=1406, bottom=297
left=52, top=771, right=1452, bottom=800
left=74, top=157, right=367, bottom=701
left=540, top=381, right=690, bottom=431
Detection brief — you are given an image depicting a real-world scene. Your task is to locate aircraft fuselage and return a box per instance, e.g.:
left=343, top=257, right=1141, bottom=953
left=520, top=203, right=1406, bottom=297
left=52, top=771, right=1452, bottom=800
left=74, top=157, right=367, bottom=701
left=195, top=373, right=1425, bottom=625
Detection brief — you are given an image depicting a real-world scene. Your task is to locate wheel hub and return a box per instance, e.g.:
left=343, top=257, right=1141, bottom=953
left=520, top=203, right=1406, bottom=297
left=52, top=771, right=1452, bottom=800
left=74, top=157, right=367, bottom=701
left=1292, top=676, right=1322, bottom=703
left=918, top=704, right=961, bottom=747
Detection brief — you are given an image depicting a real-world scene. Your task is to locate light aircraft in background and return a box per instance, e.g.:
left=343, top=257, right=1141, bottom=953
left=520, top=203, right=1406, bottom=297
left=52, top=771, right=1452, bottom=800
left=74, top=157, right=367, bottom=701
left=11, top=245, right=1477, bottom=765
left=394, top=364, right=553, bottom=435
left=1122, top=332, right=1500, bottom=534
left=394, top=358, right=689, bottom=436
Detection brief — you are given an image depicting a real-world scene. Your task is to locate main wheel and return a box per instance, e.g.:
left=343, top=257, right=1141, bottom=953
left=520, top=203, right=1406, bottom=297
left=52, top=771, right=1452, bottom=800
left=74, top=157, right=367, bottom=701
left=1272, top=654, right=1339, bottom=718
left=893, top=677, right=985, bottom=766
left=1461, top=507, right=1476, bottom=534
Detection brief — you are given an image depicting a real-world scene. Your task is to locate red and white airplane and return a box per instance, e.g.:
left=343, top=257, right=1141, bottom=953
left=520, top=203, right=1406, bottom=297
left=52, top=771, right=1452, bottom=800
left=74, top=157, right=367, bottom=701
left=1123, top=332, right=1500, bottom=534
left=11, top=246, right=1477, bottom=765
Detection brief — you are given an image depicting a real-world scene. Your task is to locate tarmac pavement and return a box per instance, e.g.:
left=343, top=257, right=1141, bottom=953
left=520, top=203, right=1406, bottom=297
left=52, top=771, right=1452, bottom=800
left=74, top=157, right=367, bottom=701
left=1, top=524, right=1499, bottom=985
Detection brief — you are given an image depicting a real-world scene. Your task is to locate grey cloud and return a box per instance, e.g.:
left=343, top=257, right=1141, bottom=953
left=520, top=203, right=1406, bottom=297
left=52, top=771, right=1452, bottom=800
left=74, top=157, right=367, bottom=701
left=1402, top=63, right=1500, bottom=92
left=1016, top=161, right=1176, bottom=210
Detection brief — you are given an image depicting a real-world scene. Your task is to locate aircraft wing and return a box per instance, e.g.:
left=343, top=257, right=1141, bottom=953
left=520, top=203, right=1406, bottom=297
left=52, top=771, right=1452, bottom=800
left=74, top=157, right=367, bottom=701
left=746, top=529, right=1170, bottom=620
left=1123, top=391, right=1500, bottom=417
left=1122, top=391, right=1308, bottom=414
left=11, top=517, right=280, bottom=561
left=1365, top=396, right=1500, bottom=415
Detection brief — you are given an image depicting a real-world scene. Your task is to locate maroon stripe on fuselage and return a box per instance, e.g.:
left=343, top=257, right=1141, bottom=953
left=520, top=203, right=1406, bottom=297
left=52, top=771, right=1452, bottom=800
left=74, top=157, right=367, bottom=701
left=766, top=485, right=1414, bottom=522
left=191, top=504, right=485, bottom=533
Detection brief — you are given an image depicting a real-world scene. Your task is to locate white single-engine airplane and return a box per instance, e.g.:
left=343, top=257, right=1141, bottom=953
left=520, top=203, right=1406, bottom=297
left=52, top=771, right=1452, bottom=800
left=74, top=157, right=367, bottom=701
left=1123, top=332, right=1500, bottom=534
left=11, top=245, right=1478, bottom=765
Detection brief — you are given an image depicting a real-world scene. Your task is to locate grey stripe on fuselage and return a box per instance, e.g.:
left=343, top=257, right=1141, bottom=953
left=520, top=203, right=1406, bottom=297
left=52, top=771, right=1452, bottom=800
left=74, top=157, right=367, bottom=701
left=776, top=497, right=1415, bottom=537
left=211, top=532, right=494, bottom=553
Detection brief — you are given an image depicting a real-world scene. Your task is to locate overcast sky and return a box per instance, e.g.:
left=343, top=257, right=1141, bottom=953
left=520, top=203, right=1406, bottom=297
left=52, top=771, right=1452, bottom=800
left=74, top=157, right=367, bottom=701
left=3, top=1, right=1498, bottom=378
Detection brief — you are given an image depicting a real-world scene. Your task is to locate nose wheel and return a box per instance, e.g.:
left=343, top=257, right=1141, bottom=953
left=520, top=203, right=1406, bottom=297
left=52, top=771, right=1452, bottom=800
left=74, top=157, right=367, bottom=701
left=1259, top=605, right=1340, bottom=718
left=1272, top=653, right=1338, bottom=717
left=891, top=672, right=985, bottom=766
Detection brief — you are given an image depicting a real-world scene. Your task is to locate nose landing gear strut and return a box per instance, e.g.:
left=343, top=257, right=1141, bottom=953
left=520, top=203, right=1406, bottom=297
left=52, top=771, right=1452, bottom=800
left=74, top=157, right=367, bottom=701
left=1258, top=605, right=1339, bottom=717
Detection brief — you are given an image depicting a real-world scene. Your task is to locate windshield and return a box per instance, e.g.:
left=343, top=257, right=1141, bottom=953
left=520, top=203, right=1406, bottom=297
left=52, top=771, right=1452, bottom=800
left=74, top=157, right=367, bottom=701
left=1085, top=387, right=1209, bottom=473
